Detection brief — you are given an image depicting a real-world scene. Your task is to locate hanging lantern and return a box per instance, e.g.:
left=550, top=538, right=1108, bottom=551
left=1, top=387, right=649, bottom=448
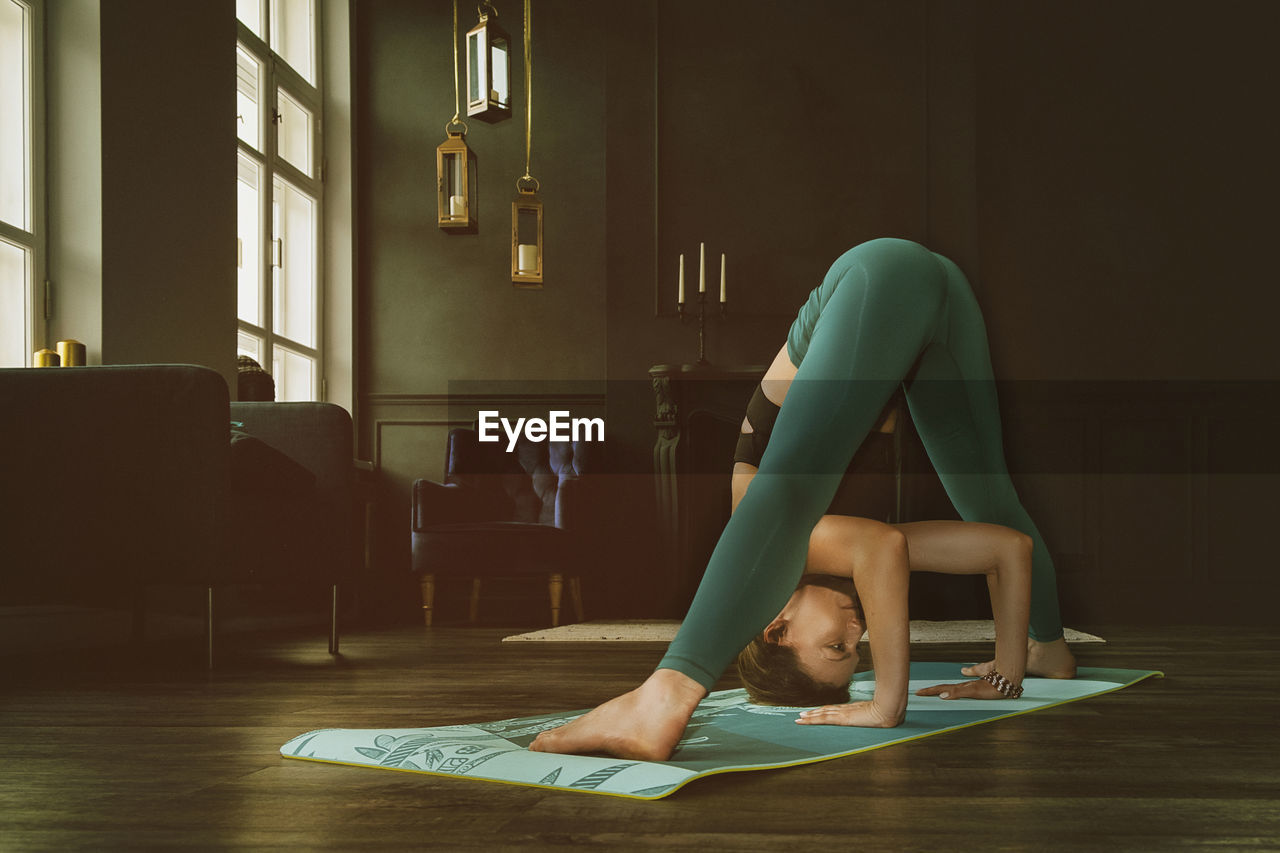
left=466, top=2, right=512, bottom=123
left=511, top=0, right=540, bottom=286
left=437, top=121, right=474, bottom=231
left=511, top=178, right=542, bottom=286
left=438, top=1, right=476, bottom=232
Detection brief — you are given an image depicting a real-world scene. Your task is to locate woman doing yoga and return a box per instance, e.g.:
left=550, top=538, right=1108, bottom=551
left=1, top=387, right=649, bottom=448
left=531, top=238, right=1076, bottom=760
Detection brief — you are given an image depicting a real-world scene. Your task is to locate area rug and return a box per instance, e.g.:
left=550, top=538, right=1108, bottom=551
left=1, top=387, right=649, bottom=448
left=280, top=662, right=1157, bottom=800
left=501, top=620, right=1105, bottom=644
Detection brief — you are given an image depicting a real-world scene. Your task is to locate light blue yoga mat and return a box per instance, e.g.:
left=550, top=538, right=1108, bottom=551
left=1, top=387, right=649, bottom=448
left=280, top=662, right=1162, bottom=800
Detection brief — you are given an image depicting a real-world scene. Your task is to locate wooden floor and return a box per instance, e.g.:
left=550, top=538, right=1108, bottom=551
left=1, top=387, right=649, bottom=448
left=1, top=623, right=1277, bottom=851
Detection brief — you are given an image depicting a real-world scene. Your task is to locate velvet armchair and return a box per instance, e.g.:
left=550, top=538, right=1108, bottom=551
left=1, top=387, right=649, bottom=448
left=410, top=426, right=602, bottom=627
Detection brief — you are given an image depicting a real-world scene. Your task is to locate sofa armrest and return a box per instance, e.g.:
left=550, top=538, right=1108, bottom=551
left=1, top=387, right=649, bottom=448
left=229, top=402, right=353, bottom=499
left=228, top=401, right=354, bottom=580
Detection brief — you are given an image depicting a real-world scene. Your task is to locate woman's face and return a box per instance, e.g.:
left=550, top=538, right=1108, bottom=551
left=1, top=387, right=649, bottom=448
left=766, top=583, right=864, bottom=689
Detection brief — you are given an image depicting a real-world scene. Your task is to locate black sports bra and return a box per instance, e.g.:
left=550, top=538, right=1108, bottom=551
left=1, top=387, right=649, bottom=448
left=733, top=384, right=784, bottom=467
left=733, top=383, right=902, bottom=469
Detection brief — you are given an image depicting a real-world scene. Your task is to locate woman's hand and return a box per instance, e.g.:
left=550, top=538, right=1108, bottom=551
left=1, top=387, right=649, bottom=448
left=795, top=700, right=904, bottom=728
left=915, top=678, right=1008, bottom=700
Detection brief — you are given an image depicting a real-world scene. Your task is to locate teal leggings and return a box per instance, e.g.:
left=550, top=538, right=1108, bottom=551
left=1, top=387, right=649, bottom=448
left=658, top=238, right=1064, bottom=690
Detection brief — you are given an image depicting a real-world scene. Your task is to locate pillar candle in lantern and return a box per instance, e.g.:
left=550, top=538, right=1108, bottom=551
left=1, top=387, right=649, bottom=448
left=518, top=243, right=539, bottom=273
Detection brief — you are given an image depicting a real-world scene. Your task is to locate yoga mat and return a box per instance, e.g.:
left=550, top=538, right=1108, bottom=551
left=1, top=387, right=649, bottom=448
left=280, top=663, right=1162, bottom=800
left=501, top=619, right=1106, bottom=644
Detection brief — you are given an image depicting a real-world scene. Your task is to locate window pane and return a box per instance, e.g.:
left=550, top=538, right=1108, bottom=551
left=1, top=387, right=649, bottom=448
left=272, top=176, right=315, bottom=348
left=236, top=44, right=262, bottom=151
left=467, top=30, right=483, bottom=107
left=272, top=345, right=314, bottom=402
left=271, top=0, right=315, bottom=85
left=276, top=88, right=312, bottom=177
left=237, top=329, right=263, bottom=363
left=0, top=237, right=29, bottom=368
left=1, top=0, right=30, bottom=230
left=237, top=153, right=262, bottom=326
left=236, top=0, right=262, bottom=38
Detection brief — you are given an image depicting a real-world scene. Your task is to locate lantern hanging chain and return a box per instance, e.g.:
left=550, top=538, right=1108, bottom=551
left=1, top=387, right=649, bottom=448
left=452, top=0, right=460, bottom=123
left=447, top=0, right=467, bottom=134
left=521, top=0, right=537, bottom=187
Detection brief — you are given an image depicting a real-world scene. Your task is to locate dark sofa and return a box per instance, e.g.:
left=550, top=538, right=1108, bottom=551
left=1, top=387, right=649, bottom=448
left=0, top=364, right=353, bottom=666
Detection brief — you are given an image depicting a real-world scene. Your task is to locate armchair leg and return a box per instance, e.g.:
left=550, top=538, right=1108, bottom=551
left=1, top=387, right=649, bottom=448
left=548, top=573, right=564, bottom=627
left=569, top=576, right=584, bottom=623
left=420, top=574, right=435, bottom=627
left=469, top=578, right=482, bottom=623
left=329, top=583, right=340, bottom=655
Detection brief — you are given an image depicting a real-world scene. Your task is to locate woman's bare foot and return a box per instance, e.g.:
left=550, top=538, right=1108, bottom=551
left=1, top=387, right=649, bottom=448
left=529, top=669, right=706, bottom=761
left=962, top=637, right=1078, bottom=680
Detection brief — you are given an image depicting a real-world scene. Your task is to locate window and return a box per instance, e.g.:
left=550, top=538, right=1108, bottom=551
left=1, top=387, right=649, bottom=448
left=0, top=0, right=42, bottom=368
left=236, top=0, right=322, bottom=400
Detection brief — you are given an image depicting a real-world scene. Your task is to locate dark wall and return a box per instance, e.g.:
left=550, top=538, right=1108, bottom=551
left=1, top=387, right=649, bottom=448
left=101, top=0, right=237, bottom=384
left=358, top=0, right=1279, bottom=625
left=356, top=0, right=605, bottom=397
left=974, top=0, right=1280, bottom=382
left=966, top=1, right=1280, bottom=624
left=354, top=0, right=608, bottom=617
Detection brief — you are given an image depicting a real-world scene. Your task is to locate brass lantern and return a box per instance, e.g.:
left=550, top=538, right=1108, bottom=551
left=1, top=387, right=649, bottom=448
left=436, top=121, right=474, bottom=231
left=511, top=178, right=543, bottom=286
left=466, top=3, right=512, bottom=123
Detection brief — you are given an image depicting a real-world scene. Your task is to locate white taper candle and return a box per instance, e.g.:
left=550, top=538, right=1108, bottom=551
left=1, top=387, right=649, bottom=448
left=699, top=243, right=706, bottom=293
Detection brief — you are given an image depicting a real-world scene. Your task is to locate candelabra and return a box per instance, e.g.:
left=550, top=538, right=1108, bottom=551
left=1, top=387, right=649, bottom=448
left=676, top=289, right=727, bottom=365
left=672, top=244, right=728, bottom=365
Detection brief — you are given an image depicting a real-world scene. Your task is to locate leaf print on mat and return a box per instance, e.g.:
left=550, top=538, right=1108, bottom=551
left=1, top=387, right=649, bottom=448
left=352, top=734, right=438, bottom=767
left=629, top=784, right=678, bottom=797
left=570, top=763, right=637, bottom=790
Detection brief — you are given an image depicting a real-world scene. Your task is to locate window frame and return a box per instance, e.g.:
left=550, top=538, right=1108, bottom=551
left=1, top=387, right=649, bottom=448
left=235, top=1, right=324, bottom=401
left=0, top=0, right=45, bottom=368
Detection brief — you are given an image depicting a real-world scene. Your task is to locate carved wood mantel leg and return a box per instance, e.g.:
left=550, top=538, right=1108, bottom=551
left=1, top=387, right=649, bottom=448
left=649, top=363, right=770, bottom=613
left=651, top=374, right=681, bottom=603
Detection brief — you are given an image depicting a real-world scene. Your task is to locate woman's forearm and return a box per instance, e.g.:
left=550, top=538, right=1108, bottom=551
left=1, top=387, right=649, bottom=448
left=895, top=521, right=1035, bottom=687
left=987, top=540, right=1032, bottom=684
left=851, top=549, right=911, bottom=722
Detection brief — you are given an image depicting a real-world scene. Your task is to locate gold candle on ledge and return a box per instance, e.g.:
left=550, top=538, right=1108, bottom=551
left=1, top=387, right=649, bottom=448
left=34, top=349, right=60, bottom=367
left=57, top=339, right=86, bottom=366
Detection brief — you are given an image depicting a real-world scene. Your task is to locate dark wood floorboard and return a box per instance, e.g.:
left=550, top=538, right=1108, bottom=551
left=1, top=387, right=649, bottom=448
left=1, top=624, right=1277, bottom=851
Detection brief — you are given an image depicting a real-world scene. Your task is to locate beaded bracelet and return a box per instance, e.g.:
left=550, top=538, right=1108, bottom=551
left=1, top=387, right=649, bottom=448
left=980, top=669, right=1024, bottom=699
